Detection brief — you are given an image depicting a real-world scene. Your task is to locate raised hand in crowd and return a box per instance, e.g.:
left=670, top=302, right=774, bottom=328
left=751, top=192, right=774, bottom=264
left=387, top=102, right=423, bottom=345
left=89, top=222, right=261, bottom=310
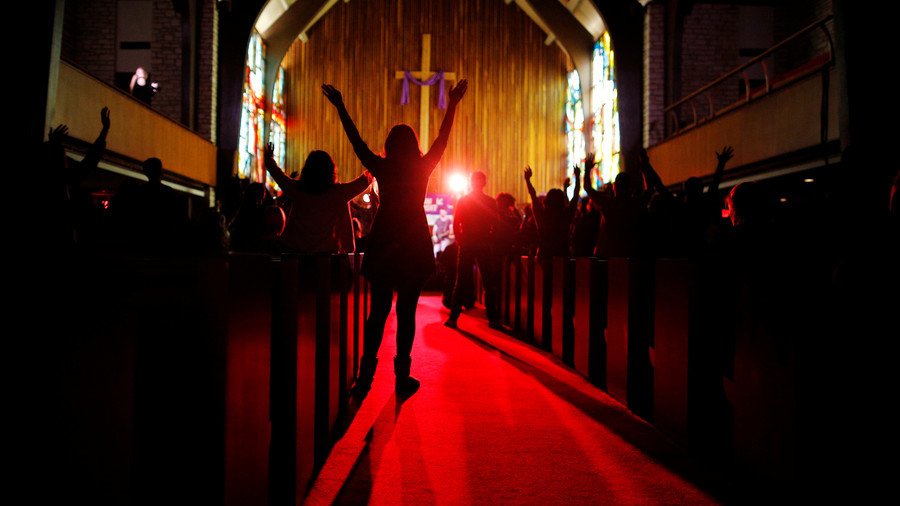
left=49, top=124, right=69, bottom=144
left=321, top=84, right=343, bottom=106
left=716, top=145, right=734, bottom=166
left=100, top=106, right=111, bottom=132
left=448, top=79, right=468, bottom=105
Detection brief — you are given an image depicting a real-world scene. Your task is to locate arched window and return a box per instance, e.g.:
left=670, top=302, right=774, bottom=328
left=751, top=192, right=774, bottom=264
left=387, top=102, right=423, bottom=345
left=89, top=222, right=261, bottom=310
left=565, top=69, right=586, bottom=193
left=268, top=65, right=287, bottom=192
left=238, top=31, right=266, bottom=182
left=590, top=32, right=620, bottom=188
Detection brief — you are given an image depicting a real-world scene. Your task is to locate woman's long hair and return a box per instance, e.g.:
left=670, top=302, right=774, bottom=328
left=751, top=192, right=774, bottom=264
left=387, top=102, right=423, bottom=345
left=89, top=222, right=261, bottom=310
left=298, top=150, right=337, bottom=194
left=543, top=188, right=568, bottom=219
left=384, top=124, right=422, bottom=161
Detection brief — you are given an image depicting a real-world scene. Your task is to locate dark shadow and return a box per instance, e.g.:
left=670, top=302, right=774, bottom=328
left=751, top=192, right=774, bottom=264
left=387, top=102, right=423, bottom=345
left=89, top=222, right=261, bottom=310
left=330, top=396, right=364, bottom=444
left=450, top=324, right=733, bottom=502
left=333, top=395, right=402, bottom=505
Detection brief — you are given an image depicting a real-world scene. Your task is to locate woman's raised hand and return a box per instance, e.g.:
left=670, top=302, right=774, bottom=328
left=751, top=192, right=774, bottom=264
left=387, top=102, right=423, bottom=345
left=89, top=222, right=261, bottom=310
left=449, top=79, right=468, bottom=105
left=48, top=124, right=69, bottom=144
left=321, top=84, right=344, bottom=106
left=101, top=107, right=111, bottom=130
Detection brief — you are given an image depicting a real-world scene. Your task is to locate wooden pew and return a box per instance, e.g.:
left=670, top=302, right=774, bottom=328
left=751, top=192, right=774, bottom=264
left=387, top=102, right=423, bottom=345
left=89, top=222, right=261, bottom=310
left=606, top=258, right=654, bottom=419
left=61, top=254, right=290, bottom=504
left=533, top=258, right=551, bottom=352
left=551, top=258, right=576, bottom=366
left=573, top=258, right=607, bottom=388
left=272, top=254, right=358, bottom=499
left=651, top=259, right=692, bottom=447
left=269, top=255, right=301, bottom=503
left=60, top=252, right=366, bottom=504
left=224, top=253, right=274, bottom=506
left=726, top=261, right=797, bottom=487
left=500, top=255, right=517, bottom=326
left=520, top=256, right=534, bottom=343
left=347, top=254, right=364, bottom=394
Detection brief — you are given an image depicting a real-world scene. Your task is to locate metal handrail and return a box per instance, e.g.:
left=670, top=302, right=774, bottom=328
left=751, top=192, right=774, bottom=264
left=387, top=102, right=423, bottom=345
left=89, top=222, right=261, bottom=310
left=664, top=14, right=834, bottom=117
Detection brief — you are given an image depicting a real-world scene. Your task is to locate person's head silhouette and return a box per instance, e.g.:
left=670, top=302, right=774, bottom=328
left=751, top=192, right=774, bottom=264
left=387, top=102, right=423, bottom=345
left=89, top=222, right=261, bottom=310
left=613, top=172, right=635, bottom=198
left=683, top=177, right=703, bottom=202
left=40, top=141, right=67, bottom=174
left=245, top=182, right=267, bottom=206
left=384, top=124, right=421, bottom=161
left=496, top=192, right=516, bottom=210
left=142, top=157, right=163, bottom=184
left=299, top=150, right=337, bottom=194
left=544, top=188, right=567, bottom=212
left=726, top=182, right=764, bottom=226
left=471, top=171, right=487, bottom=192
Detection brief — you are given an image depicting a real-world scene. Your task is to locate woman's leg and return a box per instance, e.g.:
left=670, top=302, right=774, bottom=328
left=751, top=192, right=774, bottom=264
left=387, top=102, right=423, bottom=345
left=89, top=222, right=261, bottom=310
left=363, top=279, right=394, bottom=358
left=394, top=283, right=423, bottom=395
left=395, top=284, right=423, bottom=357
left=352, top=279, right=394, bottom=398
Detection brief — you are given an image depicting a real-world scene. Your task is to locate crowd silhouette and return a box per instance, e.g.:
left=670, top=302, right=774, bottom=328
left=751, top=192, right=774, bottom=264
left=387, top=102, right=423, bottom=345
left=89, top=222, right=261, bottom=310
left=45, top=81, right=898, bottom=414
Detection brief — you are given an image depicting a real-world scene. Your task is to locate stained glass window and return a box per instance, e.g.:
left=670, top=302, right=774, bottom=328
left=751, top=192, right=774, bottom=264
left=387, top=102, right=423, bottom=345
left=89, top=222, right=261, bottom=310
left=238, top=32, right=266, bottom=182
left=590, top=32, right=620, bottom=188
left=565, top=69, right=586, bottom=198
left=268, top=65, right=287, bottom=192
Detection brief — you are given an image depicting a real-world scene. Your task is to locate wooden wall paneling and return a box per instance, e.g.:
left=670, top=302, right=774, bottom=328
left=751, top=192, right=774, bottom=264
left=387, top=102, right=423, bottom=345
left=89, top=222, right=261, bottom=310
left=281, top=0, right=569, bottom=205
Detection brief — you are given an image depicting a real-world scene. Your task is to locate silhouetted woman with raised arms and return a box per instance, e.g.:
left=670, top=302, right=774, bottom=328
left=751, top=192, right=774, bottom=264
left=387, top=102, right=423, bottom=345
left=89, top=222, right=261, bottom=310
left=323, top=79, right=468, bottom=399
left=264, top=143, right=371, bottom=254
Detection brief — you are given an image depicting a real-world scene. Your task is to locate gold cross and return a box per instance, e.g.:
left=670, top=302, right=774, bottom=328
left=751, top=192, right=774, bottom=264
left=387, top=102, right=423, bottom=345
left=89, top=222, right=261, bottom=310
left=395, top=34, right=457, bottom=151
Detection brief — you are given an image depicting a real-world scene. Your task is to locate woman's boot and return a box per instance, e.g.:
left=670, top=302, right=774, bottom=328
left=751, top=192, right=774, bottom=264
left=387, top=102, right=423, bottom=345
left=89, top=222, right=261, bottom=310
left=350, top=356, right=378, bottom=399
left=394, top=355, right=420, bottom=396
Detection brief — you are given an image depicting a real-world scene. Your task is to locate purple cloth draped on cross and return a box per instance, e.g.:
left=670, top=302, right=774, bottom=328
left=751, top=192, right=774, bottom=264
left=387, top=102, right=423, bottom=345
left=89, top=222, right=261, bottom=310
left=401, top=70, right=447, bottom=109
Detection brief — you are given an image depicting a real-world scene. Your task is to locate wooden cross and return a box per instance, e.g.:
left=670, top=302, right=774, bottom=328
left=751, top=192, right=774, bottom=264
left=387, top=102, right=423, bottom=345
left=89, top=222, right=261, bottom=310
left=395, top=34, right=457, bottom=151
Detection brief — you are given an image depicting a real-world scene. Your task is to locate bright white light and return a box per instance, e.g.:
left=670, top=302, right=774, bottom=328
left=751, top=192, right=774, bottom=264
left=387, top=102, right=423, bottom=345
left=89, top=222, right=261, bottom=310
left=362, top=193, right=371, bottom=203
left=448, top=173, right=469, bottom=194
left=779, top=197, right=788, bottom=203
left=803, top=178, right=815, bottom=183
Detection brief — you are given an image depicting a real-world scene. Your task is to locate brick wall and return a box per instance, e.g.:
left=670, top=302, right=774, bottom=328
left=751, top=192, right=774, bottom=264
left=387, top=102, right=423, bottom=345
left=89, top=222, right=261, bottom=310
left=151, top=0, right=183, bottom=123
left=197, top=0, right=217, bottom=142
left=643, top=1, right=665, bottom=146
left=62, top=0, right=117, bottom=86
left=678, top=3, right=740, bottom=122
left=774, top=0, right=833, bottom=75
left=62, top=0, right=218, bottom=141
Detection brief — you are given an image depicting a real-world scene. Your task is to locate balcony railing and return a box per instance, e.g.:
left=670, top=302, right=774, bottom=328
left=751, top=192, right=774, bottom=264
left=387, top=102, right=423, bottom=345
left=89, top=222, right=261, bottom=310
left=51, top=61, right=217, bottom=187
left=662, top=15, right=834, bottom=139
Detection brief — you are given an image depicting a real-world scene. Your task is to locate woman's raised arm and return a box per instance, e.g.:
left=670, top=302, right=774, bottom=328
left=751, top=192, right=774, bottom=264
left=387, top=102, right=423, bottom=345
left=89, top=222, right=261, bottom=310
left=322, top=84, right=379, bottom=168
left=424, top=79, right=468, bottom=165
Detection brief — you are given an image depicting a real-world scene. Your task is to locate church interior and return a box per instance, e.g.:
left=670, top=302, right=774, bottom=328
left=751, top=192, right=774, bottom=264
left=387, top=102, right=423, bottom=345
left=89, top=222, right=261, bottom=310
left=23, top=0, right=896, bottom=503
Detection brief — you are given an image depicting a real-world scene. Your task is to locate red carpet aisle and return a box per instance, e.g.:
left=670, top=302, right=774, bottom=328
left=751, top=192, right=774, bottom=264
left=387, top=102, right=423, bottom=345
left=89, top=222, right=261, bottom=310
left=305, top=295, right=718, bottom=505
